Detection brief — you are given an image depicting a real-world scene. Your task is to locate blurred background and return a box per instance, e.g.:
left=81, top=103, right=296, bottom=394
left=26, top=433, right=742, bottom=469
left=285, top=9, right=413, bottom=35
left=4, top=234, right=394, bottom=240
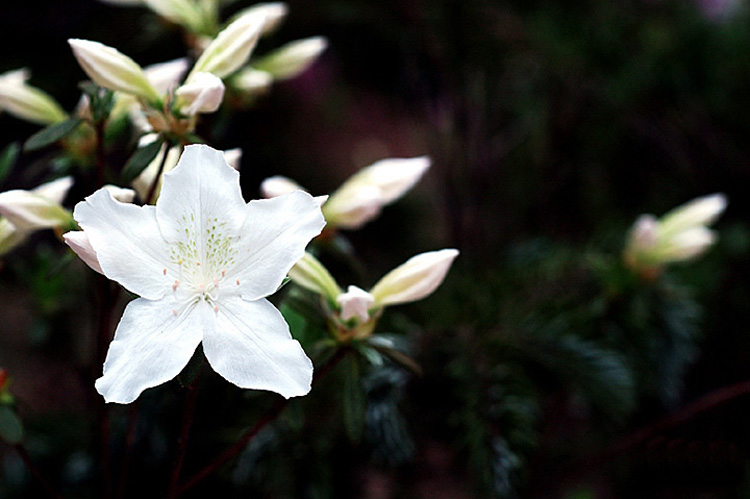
left=2, top=0, right=750, bottom=497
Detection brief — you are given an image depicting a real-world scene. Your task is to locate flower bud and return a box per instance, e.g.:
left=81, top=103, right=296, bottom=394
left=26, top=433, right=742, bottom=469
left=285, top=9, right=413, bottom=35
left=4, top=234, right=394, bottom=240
left=223, top=148, right=243, bottom=170
left=231, top=67, right=273, bottom=97
left=176, top=72, right=225, bottom=115
left=0, top=69, right=68, bottom=125
left=337, top=285, right=375, bottom=322
left=63, top=230, right=104, bottom=274
left=143, top=0, right=205, bottom=33
left=623, top=193, right=727, bottom=272
left=102, top=185, right=136, bottom=203
left=188, top=10, right=266, bottom=80
left=370, top=249, right=459, bottom=307
left=254, top=36, right=328, bottom=81
left=288, top=251, right=342, bottom=303
left=0, top=177, right=74, bottom=231
left=229, top=2, right=288, bottom=36
left=0, top=218, right=26, bottom=256
left=68, top=39, right=161, bottom=102
left=324, top=156, right=431, bottom=229
left=260, top=175, right=305, bottom=198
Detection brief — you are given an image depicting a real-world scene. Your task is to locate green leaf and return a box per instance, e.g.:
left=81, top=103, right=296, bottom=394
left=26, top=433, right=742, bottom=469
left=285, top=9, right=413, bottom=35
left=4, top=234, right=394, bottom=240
left=0, top=142, right=20, bottom=183
left=121, top=138, right=164, bottom=183
left=24, top=117, right=83, bottom=152
left=0, top=406, right=24, bottom=444
left=342, top=354, right=366, bottom=443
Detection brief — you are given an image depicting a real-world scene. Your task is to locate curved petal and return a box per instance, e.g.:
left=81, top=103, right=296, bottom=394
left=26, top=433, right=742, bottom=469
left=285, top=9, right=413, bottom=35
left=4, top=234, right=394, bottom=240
left=231, top=191, right=325, bottom=301
left=202, top=296, right=312, bottom=398
left=73, top=189, right=171, bottom=299
left=95, top=297, right=203, bottom=404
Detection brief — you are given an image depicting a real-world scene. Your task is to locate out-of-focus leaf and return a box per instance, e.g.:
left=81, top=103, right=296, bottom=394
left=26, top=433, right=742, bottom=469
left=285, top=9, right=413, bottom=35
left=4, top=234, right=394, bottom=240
left=0, top=142, right=20, bottom=183
left=0, top=406, right=24, bottom=444
left=121, top=137, right=164, bottom=183
left=24, top=117, right=83, bottom=151
left=342, top=354, right=365, bottom=443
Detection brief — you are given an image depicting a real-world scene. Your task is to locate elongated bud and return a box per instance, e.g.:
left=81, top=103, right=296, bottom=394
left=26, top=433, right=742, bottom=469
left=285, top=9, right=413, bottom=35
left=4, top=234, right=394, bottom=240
left=63, top=230, right=104, bottom=274
left=0, top=69, right=68, bottom=125
left=144, top=58, right=190, bottom=94
left=188, top=10, right=266, bottom=80
left=0, top=177, right=74, bottom=230
left=102, top=185, right=136, bottom=203
left=229, top=2, right=288, bottom=36
left=254, top=36, right=328, bottom=81
left=68, top=39, right=161, bottom=102
left=231, top=67, right=273, bottom=96
left=288, top=251, right=342, bottom=303
left=337, top=285, right=375, bottom=322
left=176, top=72, right=225, bottom=115
left=143, top=0, right=206, bottom=32
left=624, top=193, right=727, bottom=273
left=370, top=249, right=459, bottom=308
left=324, top=156, right=431, bottom=229
left=0, top=218, right=26, bottom=257
left=260, top=175, right=306, bottom=198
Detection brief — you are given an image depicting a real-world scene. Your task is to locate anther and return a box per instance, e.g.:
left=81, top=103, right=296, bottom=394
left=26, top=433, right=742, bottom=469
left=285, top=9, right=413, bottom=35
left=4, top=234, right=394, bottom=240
left=236, top=278, right=240, bottom=285
left=213, top=305, right=219, bottom=313
left=172, top=309, right=178, bottom=316
left=163, top=268, right=167, bottom=276
left=221, top=269, right=226, bottom=277
left=172, top=280, right=180, bottom=292
left=196, top=261, right=201, bottom=266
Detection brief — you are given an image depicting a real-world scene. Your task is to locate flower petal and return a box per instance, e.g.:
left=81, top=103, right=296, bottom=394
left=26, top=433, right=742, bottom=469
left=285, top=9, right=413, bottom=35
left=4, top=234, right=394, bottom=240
left=63, top=230, right=103, bottom=274
left=95, top=297, right=203, bottom=404
left=231, top=191, right=325, bottom=301
left=73, top=190, right=171, bottom=299
left=202, top=296, right=312, bottom=398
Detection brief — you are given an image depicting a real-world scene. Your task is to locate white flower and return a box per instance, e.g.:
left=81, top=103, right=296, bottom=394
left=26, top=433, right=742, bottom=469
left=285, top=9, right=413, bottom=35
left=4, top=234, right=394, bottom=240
left=175, top=72, right=225, bottom=115
left=70, top=145, right=325, bottom=403
left=132, top=139, right=241, bottom=203
left=261, top=156, right=431, bottom=230
left=0, top=69, right=69, bottom=125
left=254, top=36, right=328, bottom=81
left=0, top=177, right=74, bottom=231
left=624, top=193, right=728, bottom=271
left=68, top=39, right=162, bottom=102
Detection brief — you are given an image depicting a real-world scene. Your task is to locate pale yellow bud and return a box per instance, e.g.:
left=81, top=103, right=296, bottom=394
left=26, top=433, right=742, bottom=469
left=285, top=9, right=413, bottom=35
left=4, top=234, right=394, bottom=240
left=288, top=251, right=342, bottom=303
left=176, top=72, right=225, bottom=115
left=254, top=36, right=328, bottom=81
left=0, top=69, right=68, bottom=125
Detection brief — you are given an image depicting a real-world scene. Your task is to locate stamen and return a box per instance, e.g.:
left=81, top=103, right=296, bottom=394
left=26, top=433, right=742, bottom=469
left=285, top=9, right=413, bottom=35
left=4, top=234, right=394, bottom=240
left=172, top=280, right=180, bottom=292
left=163, top=268, right=167, bottom=276
left=172, top=309, right=178, bottom=316
left=196, top=261, right=201, bottom=266
left=221, top=269, right=226, bottom=277
left=213, top=305, right=219, bottom=313
left=236, top=278, right=240, bottom=285
left=214, top=277, right=219, bottom=287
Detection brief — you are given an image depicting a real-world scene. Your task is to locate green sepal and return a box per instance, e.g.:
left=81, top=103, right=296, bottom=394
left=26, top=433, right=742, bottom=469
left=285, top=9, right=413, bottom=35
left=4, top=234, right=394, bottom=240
left=121, top=137, right=164, bottom=183
left=0, top=405, right=24, bottom=444
left=24, top=117, right=84, bottom=152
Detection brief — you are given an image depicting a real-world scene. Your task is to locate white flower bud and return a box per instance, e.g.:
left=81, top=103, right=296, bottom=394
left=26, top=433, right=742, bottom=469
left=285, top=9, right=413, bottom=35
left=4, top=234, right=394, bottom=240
left=255, top=36, right=328, bottom=81
left=231, top=67, right=273, bottom=96
left=0, top=69, right=68, bottom=125
left=188, top=10, right=266, bottom=80
left=0, top=177, right=74, bottom=230
left=288, top=251, right=342, bottom=303
left=68, top=39, right=161, bottom=102
left=337, top=285, right=375, bottom=322
left=223, top=148, right=242, bottom=170
left=144, top=58, right=190, bottom=94
left=624, top=193, right=727, bottom=271
left=63, top=230, right=104, bottom=274
left=260, top=175, right=306, bottom=198
left=230, top=2, right=288, bottom=36
left=370, top=249, right=459, bottom=308
left=143, top=0, right=205, bottom=33
left=0, top=218, right=26, bottom=257
left=176, top=72, right=225, bottom=115
left=323, top=156, right=431, bottom=229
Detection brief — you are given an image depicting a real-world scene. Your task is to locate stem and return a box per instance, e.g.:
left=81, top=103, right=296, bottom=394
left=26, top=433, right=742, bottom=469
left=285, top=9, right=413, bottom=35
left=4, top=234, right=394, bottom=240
left=145, top=140, right=172, bottom=205
left=13, top=444, right=63, bottom=499
left=94, top=120, right=107, bottom=188
left=116, top=401, right=140, bottom=499
left=175, top=346, right=351, bottom=496
left=167, top=375, right=201, bottom=499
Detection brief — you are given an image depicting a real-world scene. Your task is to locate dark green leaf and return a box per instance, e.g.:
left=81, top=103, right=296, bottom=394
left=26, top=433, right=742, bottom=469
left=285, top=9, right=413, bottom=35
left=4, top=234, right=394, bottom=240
left=0, top=142, right=20, bottom=183
left=342, top=354, right=365, bottom=443
left=121, top=138, right=164, bottom=183
left=0, top=406, right=23, bottom=444
left=24, top=118, right=83, bottom=152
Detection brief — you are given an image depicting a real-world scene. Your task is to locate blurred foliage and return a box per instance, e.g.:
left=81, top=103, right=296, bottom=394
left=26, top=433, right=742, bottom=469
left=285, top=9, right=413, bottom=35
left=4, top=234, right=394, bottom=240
left=1, top=0, right=750, bottom=498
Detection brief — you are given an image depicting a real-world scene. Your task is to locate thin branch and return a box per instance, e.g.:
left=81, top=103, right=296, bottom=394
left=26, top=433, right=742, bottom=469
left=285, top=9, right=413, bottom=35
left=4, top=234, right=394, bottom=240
left=176, top=346, right=351, bottom=496
left=145, top=140, right=172, bottom=205
left=116, top=400, right=140, bottom=499
left=13, top=444, right=63, bottom=499
left=167, top=375, right=201, bottom=499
